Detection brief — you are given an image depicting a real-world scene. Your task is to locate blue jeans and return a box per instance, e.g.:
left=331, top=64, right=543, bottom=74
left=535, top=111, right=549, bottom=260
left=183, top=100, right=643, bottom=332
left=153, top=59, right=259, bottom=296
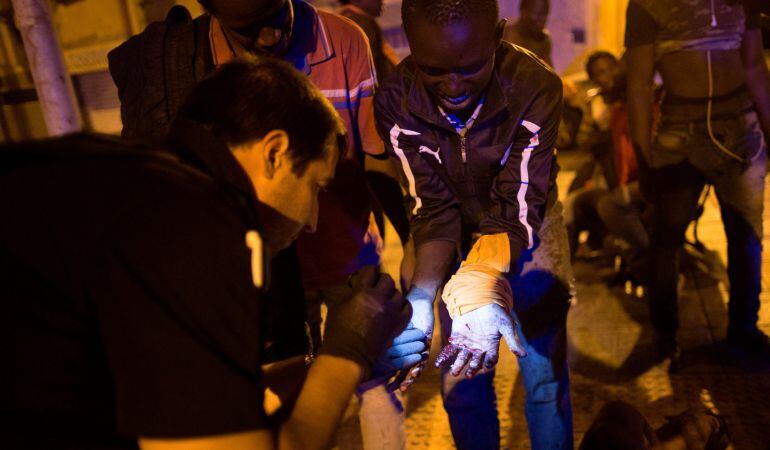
left=643, top=111, right=767, bottom=337
left=439, top=203, right=574, bottom=450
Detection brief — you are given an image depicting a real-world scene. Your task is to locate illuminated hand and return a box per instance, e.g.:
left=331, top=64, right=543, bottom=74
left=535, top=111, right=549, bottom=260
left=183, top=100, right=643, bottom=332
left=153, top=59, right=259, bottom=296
left=435, top=304, right=527, bottom=378
left=390, top=291, right=434, bottom=391
left=370, top=328, right=428, bottom=388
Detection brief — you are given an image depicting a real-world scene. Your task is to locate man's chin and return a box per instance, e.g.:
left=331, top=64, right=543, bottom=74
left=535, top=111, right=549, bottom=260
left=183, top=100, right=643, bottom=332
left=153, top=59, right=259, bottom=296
left=438, top=94, right=477, bottom=114
left=252, top=33, right=292, bottom=57
left=275, top=234, right=299, bottom=253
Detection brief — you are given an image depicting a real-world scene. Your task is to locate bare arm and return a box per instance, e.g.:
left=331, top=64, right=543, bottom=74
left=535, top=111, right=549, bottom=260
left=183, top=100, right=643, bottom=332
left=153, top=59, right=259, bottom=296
left=741, top=28, right=770, bottom=139
left=138, top=265, right=412, bottom=450
left=139, top=355, right=362, bottom=450
left=390, top=239, right=455, bottom=390
left=626, top=44, right=656, bottom=164
left=277, top=356, right=362, bottom=449
left=365, top=155, right=411, bottom=244
left=408, top=240, right=456, bottom=301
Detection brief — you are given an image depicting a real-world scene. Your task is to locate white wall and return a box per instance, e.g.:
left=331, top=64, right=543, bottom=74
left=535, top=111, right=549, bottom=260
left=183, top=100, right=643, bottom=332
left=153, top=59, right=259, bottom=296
left=367, top=0, right=630, bottom=76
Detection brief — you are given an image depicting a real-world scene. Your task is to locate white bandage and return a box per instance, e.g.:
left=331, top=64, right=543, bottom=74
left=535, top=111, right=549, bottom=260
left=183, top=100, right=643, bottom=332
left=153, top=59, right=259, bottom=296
left=441, top=233, right=514, bottom=318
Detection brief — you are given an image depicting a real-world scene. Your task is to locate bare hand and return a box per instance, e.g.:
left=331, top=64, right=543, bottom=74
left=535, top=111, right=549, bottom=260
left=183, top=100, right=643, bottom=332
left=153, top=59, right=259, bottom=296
left=435, top=304, right=527, bottom=378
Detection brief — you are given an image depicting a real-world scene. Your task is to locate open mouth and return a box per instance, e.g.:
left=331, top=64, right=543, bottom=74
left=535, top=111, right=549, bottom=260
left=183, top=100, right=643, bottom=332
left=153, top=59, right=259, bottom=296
left=440, top=93, right=471, bottom=105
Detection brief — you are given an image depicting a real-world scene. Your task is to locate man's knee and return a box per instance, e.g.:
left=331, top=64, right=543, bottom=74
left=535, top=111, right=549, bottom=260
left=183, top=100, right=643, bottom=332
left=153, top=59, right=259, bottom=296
left=526, top=379, right=561, bottom=404
left=520, top=351, right=570, bottom=405
left=441, top=371, right=496, bottom=409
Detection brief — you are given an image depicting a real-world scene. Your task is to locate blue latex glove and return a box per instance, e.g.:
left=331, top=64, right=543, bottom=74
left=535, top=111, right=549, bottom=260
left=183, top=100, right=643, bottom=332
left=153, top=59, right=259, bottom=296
left=388, top=327, right=428, bottom=368
left=368, top=327, right=428, bottom=386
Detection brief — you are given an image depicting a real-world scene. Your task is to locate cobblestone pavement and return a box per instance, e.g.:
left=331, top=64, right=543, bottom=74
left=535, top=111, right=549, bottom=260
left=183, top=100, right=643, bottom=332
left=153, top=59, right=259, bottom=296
left=368, top=153, right=770, bottom=450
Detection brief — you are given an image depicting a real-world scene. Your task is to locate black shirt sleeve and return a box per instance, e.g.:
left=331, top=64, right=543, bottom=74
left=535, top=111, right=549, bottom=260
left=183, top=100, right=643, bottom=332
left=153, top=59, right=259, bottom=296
left=625, top=1, right=658, bottom=48
left=478, top=69, right=562, bottom=266
left=89, top=187, right=268, bottom=438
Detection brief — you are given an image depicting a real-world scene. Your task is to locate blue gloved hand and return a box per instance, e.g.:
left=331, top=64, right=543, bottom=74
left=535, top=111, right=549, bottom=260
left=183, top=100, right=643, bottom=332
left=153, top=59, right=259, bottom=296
left=368, top=327, right=428, bottom=385
left=388, top=327, right=428, bottom=369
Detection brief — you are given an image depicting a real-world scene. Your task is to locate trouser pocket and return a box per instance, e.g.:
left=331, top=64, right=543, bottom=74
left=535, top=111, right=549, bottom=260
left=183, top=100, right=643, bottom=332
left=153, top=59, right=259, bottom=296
left=690, top=112, right=764, bottom=178
left=651, top=122, right=692, bottom=168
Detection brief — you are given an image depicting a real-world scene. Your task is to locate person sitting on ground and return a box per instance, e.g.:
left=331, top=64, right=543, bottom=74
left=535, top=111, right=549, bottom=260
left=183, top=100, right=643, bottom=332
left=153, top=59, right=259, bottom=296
left=565, top=51, right=625, bottom=260
left=592, top=53, right=654, bottom=291
left=1, top=59, right=422, bottom=450
left=566, top=50, right=654, bottom=294
left=503, top=0, right=552, bottom=66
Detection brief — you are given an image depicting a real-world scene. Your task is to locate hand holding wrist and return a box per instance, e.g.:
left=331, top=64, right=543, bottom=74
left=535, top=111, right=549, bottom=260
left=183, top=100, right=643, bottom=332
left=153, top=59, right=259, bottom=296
left=321, top=267, right=411, bottom=380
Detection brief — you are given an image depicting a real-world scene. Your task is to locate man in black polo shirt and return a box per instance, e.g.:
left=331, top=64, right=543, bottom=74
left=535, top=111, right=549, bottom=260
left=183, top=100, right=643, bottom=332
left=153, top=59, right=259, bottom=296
left=1, top=59, right=416, bottom=450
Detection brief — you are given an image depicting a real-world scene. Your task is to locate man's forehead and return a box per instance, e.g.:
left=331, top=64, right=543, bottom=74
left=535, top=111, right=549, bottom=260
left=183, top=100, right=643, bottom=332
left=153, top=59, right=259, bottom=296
left=409, top=18, right=496, bottom=62
left=211, top=0, right=286, bottom=22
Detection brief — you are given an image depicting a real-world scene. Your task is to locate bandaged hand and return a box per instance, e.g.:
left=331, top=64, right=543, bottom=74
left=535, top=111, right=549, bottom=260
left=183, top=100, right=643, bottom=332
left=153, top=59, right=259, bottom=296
left=435, top=303, right=527, bottom=378
left=435, top=233, right=526, bottom=377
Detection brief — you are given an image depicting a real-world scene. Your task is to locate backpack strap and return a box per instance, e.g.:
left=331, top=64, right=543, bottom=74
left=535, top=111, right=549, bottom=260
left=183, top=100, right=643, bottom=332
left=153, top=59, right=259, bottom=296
left=162, top=6, right=209, bottom=132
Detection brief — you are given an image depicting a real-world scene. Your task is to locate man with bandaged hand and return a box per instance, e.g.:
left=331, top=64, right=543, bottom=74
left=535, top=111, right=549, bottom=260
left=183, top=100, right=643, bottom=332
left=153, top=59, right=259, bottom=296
left=374, top=0, right=575, bottom=448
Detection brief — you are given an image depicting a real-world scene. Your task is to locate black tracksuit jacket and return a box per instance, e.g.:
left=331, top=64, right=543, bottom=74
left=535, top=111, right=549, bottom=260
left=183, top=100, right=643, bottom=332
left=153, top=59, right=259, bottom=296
left=374, top=42, right=563, bottom=264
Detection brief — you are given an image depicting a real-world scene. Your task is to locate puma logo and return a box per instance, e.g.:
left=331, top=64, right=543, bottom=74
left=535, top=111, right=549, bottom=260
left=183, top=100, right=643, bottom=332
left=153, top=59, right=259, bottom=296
left=419, top=145, right=442, bottom=164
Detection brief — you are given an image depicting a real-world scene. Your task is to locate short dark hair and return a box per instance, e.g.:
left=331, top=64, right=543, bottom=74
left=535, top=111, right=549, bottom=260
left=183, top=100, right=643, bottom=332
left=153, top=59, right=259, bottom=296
left=585, top=50, right=617, bottom=80
left=520, top=0, right=549, bottom=12
left=402, top=0, right=498, bottom=31
left=175, top=59, right=345, bottom=175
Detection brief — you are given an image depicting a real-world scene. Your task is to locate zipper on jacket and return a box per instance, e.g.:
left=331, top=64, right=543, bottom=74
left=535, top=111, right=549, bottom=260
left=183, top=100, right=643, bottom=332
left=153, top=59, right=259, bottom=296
left=438, top=96, right=484, bottom=167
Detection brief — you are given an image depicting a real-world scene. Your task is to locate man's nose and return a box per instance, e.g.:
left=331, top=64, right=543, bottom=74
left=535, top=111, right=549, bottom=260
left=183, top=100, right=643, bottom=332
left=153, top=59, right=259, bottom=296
left=441, top=74, right=465, bottom=97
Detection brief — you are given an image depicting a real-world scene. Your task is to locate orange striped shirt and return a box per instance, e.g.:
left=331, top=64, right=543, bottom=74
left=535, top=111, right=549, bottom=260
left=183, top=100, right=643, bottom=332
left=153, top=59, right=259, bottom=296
left=210, top=1, right=384, bottom=289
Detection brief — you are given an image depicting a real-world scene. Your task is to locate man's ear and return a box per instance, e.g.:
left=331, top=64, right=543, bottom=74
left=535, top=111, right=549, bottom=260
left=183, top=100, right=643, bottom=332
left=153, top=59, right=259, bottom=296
left=260, top=129, right=291, bottom=178
left=495, top=19, right=507, bottom=45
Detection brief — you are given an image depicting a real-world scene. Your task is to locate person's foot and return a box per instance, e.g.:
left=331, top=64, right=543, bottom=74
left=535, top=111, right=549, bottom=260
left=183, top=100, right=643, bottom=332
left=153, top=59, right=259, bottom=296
left=726, top=327, right=770, bottom=359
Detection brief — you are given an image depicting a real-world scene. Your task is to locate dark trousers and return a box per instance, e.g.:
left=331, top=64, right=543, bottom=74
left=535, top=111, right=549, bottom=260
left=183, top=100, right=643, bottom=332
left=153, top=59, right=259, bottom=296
left=440, top=203, right=574, bottom=450
left=565, top=186, right=608, bottom=258
left=643, top=111, right=766, bottom=337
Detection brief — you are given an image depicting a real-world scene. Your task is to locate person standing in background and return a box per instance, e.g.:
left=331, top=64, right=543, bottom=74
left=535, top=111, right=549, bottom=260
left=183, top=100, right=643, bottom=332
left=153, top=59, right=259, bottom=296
left=338, top=0, right=400, bottom=81
left=626, top=0, right=770, bottom=369
left=503, top=0, right=552, bottom=66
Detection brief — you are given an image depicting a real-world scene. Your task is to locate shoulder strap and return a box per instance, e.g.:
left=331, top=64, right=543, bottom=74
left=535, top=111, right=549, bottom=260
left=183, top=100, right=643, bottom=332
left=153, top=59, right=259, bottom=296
left=162, top=6, right=200, bottom=130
